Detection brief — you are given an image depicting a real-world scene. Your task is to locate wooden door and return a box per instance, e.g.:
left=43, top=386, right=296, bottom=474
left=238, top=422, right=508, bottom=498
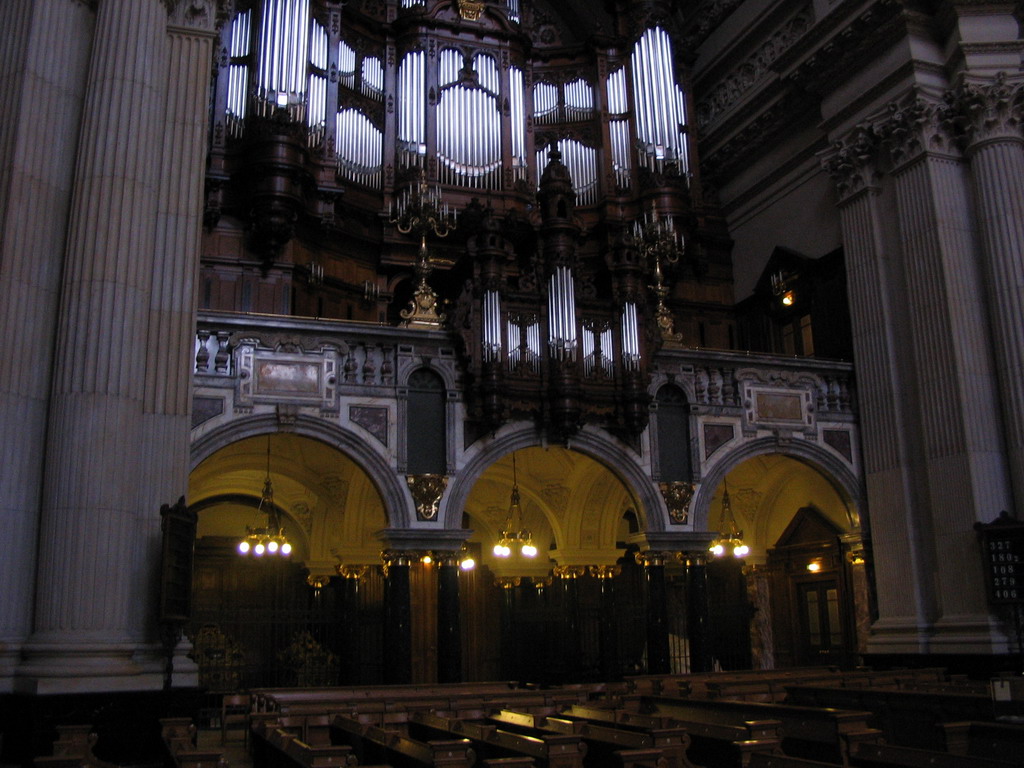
left=796, top=579, right=843, bottom=665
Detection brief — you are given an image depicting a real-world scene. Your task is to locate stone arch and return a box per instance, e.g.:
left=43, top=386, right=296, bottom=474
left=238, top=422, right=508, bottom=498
left=190, top=413, right=415, bottom=528
left=440, top=423, right=669, bottom=533
left=690, top=436, right=862, bottom=533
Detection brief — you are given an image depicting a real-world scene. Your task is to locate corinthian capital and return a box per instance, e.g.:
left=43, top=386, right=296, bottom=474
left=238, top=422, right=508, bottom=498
left=166, top=0, right=228, bottom=31
left=942, top=72, right=1024, bottom=149
left=820, top=125, right=881, bottom=201
left=873, top=91, right=954, bottom=166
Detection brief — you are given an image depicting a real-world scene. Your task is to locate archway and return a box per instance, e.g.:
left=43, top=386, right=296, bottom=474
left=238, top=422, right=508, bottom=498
left=703, top=453, right=867, bottom=670
left=187, top=432, right=389, bottom=689
left=454, top=445, right=656, bottom=683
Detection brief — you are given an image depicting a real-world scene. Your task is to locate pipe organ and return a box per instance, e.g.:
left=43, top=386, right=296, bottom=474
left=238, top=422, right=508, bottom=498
left=204, top=0, right=734, bottom=440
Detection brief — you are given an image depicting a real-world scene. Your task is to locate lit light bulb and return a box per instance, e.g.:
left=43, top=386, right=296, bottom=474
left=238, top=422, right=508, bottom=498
left=710, top=543, right=725, bottom=557
left=238, top=541, right=250, bottom=555
left=460, top=557, right=475, bottom=571
left=281, top=542, right=292, bottom=556
left=493, top=543, right=505, bottom=557
left=521, top=543, right=538, bottom=558
left=807, top=561, right=821, bottom=572
left=267, top=540, right=279, bottom=553
left=254, top=542, right=265, bottom=556
left=782, top=291, right=794, bottom=306
left=421, top=554, right=433, bottom=564
left=733, top=544, right=750, bottom=558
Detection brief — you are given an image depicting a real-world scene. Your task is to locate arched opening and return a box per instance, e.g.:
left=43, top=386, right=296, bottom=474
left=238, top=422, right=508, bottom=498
left=187, top=432, right=388, bottom=689
left=704, top=453, right=866, bottom=670
left=455, top=445, right=661, bottom=682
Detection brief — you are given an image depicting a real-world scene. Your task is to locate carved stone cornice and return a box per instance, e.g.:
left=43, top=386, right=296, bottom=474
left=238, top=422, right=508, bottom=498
left=941, top=72, right=1024, bottom=151
left=695, top=7, right=812, bottom=133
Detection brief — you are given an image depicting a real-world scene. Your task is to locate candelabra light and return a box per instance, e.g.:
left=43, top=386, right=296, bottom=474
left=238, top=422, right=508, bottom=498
left=391, top=170, right=457, bottom=327
left=708, top=481, right=749, bottom=558
left=237, top=436, right=292, bottom=557
left=634, top=206, right=684, bottom=342
left=493, top=452, right=537, bottom=559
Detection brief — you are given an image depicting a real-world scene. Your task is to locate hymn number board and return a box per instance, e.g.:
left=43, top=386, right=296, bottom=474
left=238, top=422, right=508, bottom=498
left=977, top=513, right=1024, bottom=605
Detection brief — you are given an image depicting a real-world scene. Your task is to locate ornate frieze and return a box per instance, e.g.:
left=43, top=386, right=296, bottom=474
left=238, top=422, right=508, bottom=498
left=695, top=8, right=812, bottom=132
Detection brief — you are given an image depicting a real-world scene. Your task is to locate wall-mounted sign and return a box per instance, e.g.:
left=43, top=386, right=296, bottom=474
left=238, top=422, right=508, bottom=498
left=976, top=511, right=1024, bottom=605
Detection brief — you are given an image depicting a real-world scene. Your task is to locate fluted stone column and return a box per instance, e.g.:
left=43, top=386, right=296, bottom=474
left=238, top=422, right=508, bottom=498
left=880, top=94, right=1011, bottom=649
left=0, top=0, right=95, bottom=693
left=949, top=74, right=1024, bottom=517
left=19, top=0, right=170, bottom=693
left=822, top=131, right=939, bottom=652
left=138, top=1, right=221, bottom=683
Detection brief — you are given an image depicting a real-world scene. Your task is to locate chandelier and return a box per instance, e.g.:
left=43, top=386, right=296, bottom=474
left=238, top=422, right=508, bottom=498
left=237, top=436, right=292, bottom=557
left=493, top=452, right=537, bottom=558
left=709, top=481, right=749, bottom=558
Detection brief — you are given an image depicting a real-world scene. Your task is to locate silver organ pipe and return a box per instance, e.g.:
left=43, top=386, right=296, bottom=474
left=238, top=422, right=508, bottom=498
left=307, top=20, right=327, bottom=146
left=226, top=10, right=251, bottom=137
left=564, top=78, right=594, bottom=122
left=547, top=265, right=577, bottom=361
left=397, top=51, right=426, bottom=168
left=361, top=57, right=384, bottom=100
left=583, top=325, right=614, bottom=378
left=533, top=82, right=559, bottom=125
left=621, top=302, right=640, bottom=371
left=536, top=139, right=598, bottom=206
left=437, top=54, right=501, bottom=190
left=336, top=108, right=383, bottom=188
left=506, top=0, right=521, bottom=23
left=630, top=26, right=687, bottom=174
left=507, top=317, right=541, bottom=373
left=400, top=0, right=424, bottom=6
left=482, top=290, right=502, bottom=362
left=439, top=49, right=461, bottom=87
left=606, top=67, right=630, bottom=189
left=256, top=0, right=310, bottom=122
left=338, top=40, right=356, bottom=90
left=509, top=66, right=527, bottom=182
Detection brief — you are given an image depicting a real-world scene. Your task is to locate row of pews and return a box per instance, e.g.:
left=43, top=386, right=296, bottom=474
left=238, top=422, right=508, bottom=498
left=234, top=670, right=1024, bottom=768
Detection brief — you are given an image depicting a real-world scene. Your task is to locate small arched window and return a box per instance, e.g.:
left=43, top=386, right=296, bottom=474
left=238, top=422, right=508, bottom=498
left=406, top=368, right=446, bottom=474
left=656, top=384, right=691, bottom=482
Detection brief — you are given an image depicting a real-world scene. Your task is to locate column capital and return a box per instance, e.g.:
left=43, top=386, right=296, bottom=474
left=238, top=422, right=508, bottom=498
left=589, top=564, right=621, bottom=580
left=552, top=565, right=587, bottom=579
left=942, top=72, right=1024, bottom=152
left=820, top=125, right=882, bottom=203
left=494, top=576, right=521, bottom=589
left=165, top=0, right=231, bottom=33
left=335, top=564, right=369, bottom=580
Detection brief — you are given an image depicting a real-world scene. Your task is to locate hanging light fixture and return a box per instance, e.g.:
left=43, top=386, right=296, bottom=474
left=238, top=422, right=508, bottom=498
left=493, top=452, right=537, bottom=558
left=708, top=480, right=749, bottom=558
left=237, top=436, right=292, bottom=557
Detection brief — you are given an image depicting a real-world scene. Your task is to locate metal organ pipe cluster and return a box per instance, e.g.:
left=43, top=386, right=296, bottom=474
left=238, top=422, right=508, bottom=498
left=547, top=265, right=578, bottom=361
left=256, top=0, right=310, bottom=119
left=631, top=26, right=689, bottom=173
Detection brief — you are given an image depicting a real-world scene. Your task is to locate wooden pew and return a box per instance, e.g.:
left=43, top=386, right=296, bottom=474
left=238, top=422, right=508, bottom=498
left=564, top=704, right=781, bottom=768
left=488, top=709, right=695, bottom=768
left=159, top=719, right=226, bottom=768
left=850, top=741, right=1017, bottom=768
left=782, top=685, right=995, bottom=749
left=748, top=754, right=841, bottom=768
left=941, top=720, right=1024, bottom=764
left=618, top=695, right=880, bottom=765
left=408, top=711, right=586, bottom=768
left=330, top=712, right=475, bottom=768
left=34, top=725, right=122, bottom=768
left=250, top=720, right=355, bottom=768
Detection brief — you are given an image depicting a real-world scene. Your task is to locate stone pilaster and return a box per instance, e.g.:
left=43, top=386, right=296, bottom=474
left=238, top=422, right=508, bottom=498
left=0, top=0, right=95, bottom=692
left=945, top=73, right=1024, bottom=518
left=19, top=0, right=171, bottom=693
left=821, top=128, right=938, bottom=653
left=876, top=91, right=1010, bottom=650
